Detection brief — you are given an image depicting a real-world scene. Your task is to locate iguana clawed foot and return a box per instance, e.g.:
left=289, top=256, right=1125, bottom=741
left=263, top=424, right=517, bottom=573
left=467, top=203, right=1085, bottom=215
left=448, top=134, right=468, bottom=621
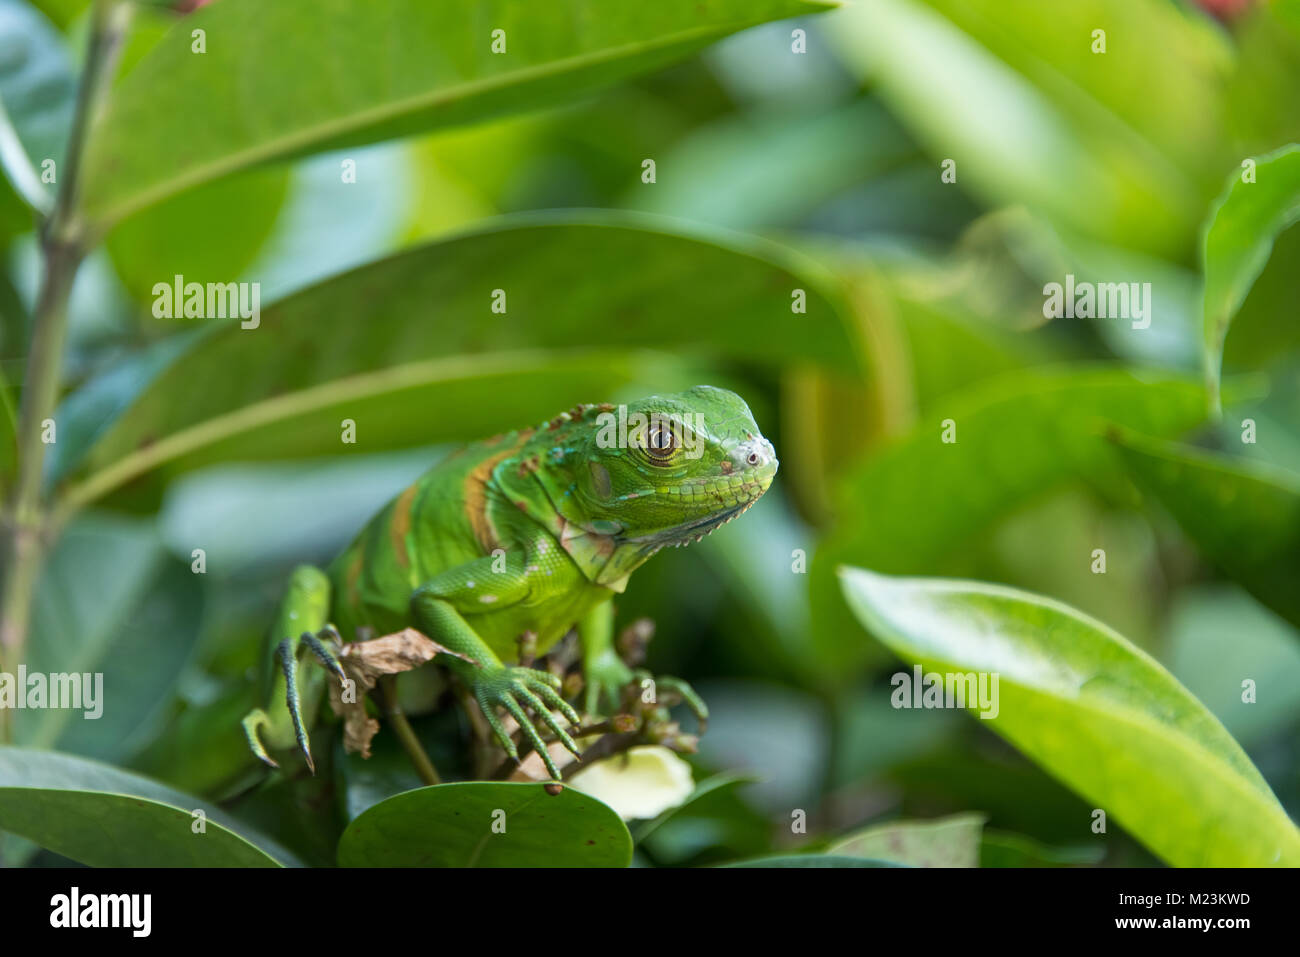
left=632, top=670, right=709, bottom=733
left=242, top=624, right=347, bottom=773
left=475, top=665, right=582, bottom=780
left=582, top=648, right=635, bottom=716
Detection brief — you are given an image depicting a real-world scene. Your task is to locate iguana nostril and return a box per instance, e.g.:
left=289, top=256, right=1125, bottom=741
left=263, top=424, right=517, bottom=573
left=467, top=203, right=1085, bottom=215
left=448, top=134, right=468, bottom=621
left=747, top=452, right=759, bottom=466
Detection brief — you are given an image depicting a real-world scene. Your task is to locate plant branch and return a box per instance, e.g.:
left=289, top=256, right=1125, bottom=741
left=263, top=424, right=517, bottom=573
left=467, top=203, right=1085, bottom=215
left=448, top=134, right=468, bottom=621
left=379, top=676, right=440, bottom=787
left=0, top=0, right=131, bottom=738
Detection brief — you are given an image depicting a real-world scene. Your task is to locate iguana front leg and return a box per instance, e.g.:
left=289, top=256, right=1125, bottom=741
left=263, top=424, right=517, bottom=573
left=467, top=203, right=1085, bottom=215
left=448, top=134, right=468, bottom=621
left=410, top=557, right=581, bottom=780
left=242, top=565, right=346, bottom=771
left=578, top=602, right=632, bottom=716
left=578, top=603, right=709, bottom=729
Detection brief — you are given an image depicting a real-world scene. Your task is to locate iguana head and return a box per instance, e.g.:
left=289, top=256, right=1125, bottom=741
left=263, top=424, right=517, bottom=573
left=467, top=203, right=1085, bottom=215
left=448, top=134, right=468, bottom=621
left=516, top=385, right=778, bottom=585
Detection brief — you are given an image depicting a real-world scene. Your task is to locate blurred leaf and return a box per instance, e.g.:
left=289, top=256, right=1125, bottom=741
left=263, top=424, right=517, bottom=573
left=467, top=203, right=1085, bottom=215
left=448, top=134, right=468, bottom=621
left=128, top=683, right=263, bottom=798
left=106, top=165, right=290, bottom=302
left=723, top=854, right=901, bottom=867
left=237, top=143, right=415, bottom=302
left=29, top=0, right=89, bottom=31
left=16, top=514, right=202, bottom=765
left=0, top=747, right=298, bottom=866
left=829, top=689, right=958, bottom=788
left=695, top=490, right=817, bottom=686
left=630, top=771, right=756, bottom=844
left=980, top=490, right=1161, bottom=647
left=694, top=680, right=828, bottom=813
left=1166, top=586, right=1300, bottom=746
left=16, top=513, right=161, bottom=748
left=1201, top=145, right=1300, bottom=410
left=1114, top=430, right=1300, bottom=630
left=830, top=811, right=985, bottom=867
left=336, top=781, right=632, bottom=867
left=54, top=560, right=203, bottom=764
left=627, top=98, right=913, bottom=231
left=839, top=567, right=1300, bottom=866
left=635, top=769, right=772, bottom=865
left=333, top=706, right=473, bottom=823
left=51, top=215, right=855, bottom=500
left=1228, top=4, right=1300, bottom=154
left=811, top=367, right=1229, bottom=679
left=0, top=0, right=75, bottom=217
left=831, top=0, right=1206, bottom=259
left=223, top=769, right=343, bottom=868
left=158, top=446, right=437, bottom=571
left=979, top=829, right=1102, bottom=868
left=79, top=0, right=836, bottom=227
left=912, top=0, right=1231, bottom=191
left=889, top=743, right=1098, bottom=848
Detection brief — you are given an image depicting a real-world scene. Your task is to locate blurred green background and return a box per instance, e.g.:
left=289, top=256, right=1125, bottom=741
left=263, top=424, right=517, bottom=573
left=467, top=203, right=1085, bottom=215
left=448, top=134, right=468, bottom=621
left=2, top=0, right=1299, bottom=867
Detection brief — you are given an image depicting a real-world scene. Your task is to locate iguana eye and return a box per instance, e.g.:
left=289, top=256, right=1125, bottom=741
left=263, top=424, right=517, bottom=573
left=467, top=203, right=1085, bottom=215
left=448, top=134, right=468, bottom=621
left=646, top=423, right=678, bottom=462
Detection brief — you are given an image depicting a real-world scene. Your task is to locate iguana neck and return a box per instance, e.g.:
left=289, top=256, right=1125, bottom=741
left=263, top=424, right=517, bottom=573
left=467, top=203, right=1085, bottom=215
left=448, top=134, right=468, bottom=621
left=491, top=432, right=653, bottom=589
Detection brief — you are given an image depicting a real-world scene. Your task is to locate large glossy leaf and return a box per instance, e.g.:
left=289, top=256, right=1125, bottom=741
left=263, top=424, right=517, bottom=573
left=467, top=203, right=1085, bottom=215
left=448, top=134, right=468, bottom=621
left=1113, top=430, right=1300, bottom=629
left=0, top=747, right=298, bottom=866
left=830, top=812, right=985, bottom=867
left=337, top=781, right=632, bottom=867
left=838, top=567, right=1300, bottom=867
left=50, top=215, right=855, bottom=503
left=1201, top=145, right=1300, bottom=410
left=106, top=166, right=291, bottom=303
left=810, top=367, right=1229, bottom=679
left=78, top=0, right=835, bottom=228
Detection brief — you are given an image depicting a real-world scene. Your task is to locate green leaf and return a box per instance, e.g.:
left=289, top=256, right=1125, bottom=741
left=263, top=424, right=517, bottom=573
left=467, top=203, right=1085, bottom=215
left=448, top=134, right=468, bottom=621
left=52, top=215, right=854, bottom=502
left=0, top=747, right=299, bottom=866
left=810, top=366, right=1230, bottom=679
left=337, top=781, right=633, bottom=867
left=830, top=812, right=985, bottom=867
left=630, top=771, right=757, bottom=845
left=0, top=0, right=75, bottom=217
left=79, top=0, right=835, bottom=228
left=106, top=165, right=291, bottom=303
left=723, top=854, right=903, bottom=867
left=1113, top=430, right=1300, bottom=630
left=979, top=830, right=1102, bottom=868
left=830, top=0, right=1211, bottom=259
left=14, top=513, right=204, bottom=762
left=1166, top=586, right=1300, bottom=746
left=838, top=566, right=1300, bottom=867
left=1201, top=144, right=1300, bottom=411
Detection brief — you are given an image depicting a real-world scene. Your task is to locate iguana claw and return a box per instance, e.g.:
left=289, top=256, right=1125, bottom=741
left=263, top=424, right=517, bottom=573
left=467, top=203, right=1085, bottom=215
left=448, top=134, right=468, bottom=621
left=243, top=623, right=347, bottom=774
left=633, top=669, right=709, bottom=732
left=475, top=665, right=582, bottom=780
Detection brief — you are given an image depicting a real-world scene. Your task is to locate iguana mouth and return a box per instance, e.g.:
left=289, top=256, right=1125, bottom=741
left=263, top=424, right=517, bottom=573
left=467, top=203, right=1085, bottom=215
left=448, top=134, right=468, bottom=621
left=632, top=486, right=767, bottom=549
left=668, top=497, right=761, bottom=547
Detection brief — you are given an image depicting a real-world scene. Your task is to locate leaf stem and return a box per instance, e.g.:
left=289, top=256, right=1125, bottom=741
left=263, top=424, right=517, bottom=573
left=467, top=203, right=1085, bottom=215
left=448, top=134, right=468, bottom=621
left=379, top=676, right=441, bottom=787
left=0, top=0, right=131, bottom=741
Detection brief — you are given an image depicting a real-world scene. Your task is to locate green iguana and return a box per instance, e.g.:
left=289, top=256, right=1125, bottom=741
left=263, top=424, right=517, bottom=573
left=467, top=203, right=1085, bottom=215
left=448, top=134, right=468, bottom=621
left=242, top=385, right=777, bottom=780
